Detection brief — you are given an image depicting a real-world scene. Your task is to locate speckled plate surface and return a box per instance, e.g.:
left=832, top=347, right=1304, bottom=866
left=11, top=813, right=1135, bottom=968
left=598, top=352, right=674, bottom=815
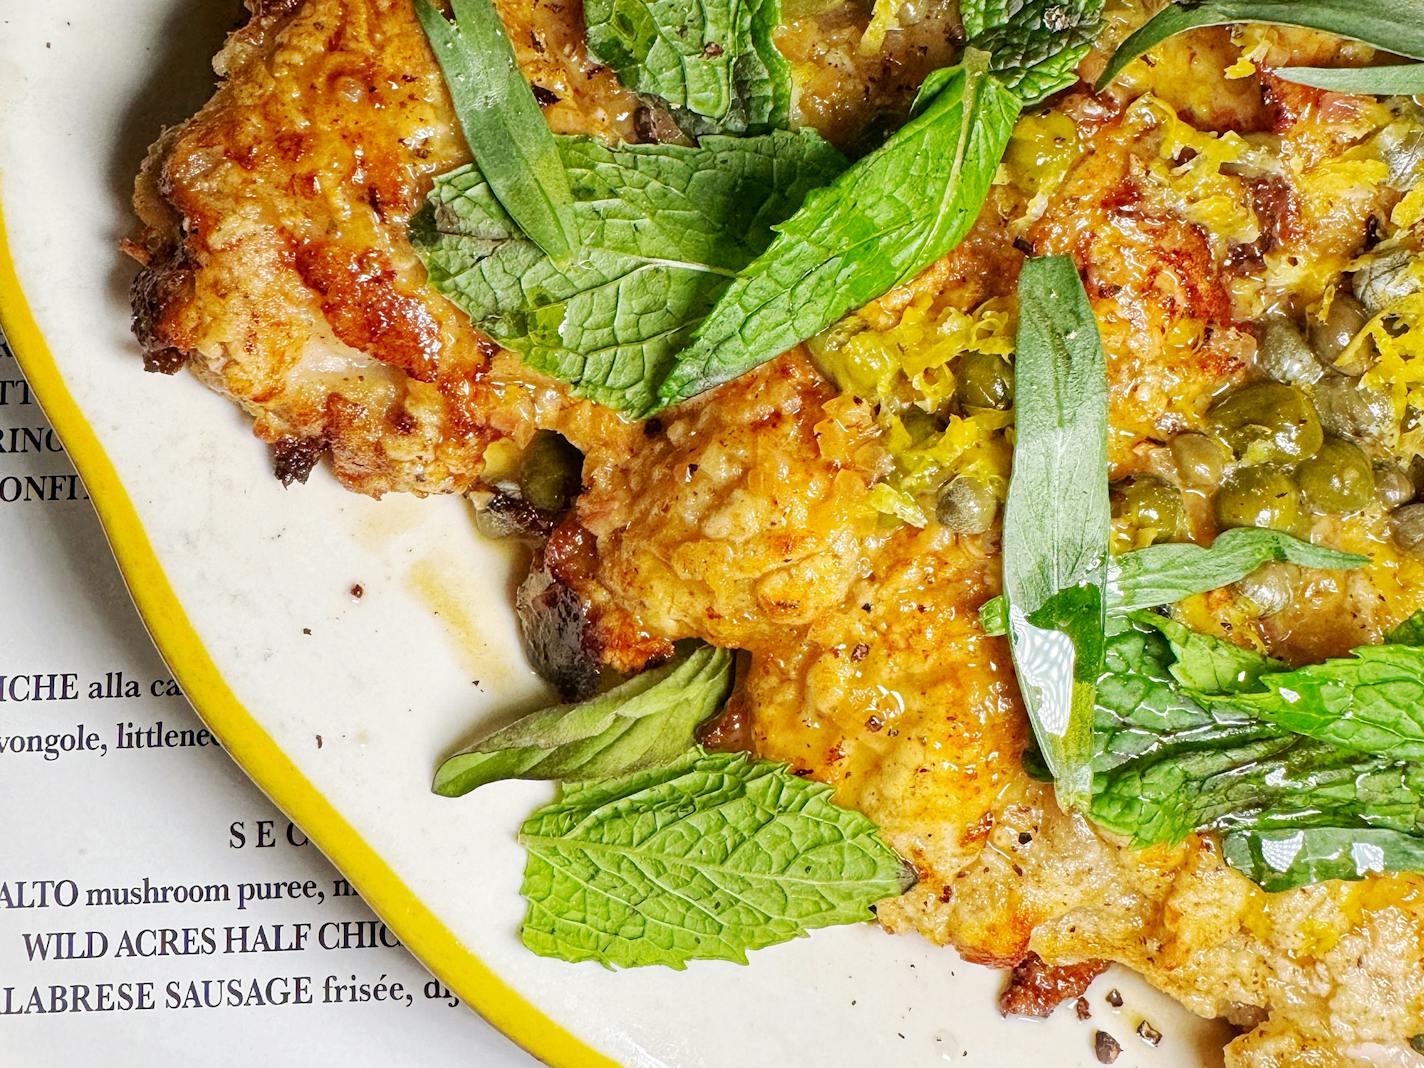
left=0, top=3, right=1229, bottom=1064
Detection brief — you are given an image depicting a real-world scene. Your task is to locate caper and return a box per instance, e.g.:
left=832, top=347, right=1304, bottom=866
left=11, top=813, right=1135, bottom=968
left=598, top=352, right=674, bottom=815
left=518, top=431, right=584, bottom=514
left=1112, top=476, right=1185, bottom=544
left=1375, top=464, right=1416, bottom=509
left=956, top=352, right=1015, bottom=411
left=1309, top=293, right=1372, bottom=372
left=1257, top=318, right=1324, bottom=385
left=1312, top=375, right=1396, bottom=444
left=1170, top=432, right=1229, bottom=487
left=1236, top=562, right=1296, bottom=617
left=936, top=475, right=998, bottom=534
left=1296, top=437, right=1375, bottom=514
left=1392, top=503, right=1424, bottom=558
left=1207, top=382, right=1323, bottom=464
left=1214, top=465, right=1302, bottom=531
left=1353, top=248, right=1420, bottom=317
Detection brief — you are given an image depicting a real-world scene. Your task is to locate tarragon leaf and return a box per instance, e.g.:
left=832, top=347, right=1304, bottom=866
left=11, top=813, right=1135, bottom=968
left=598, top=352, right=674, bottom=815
left=518, top=751, right=915, bottom=968
left=1098, top=0, right=1424, bottom=90
left=412, top=130, right=845, bottom=415
left=1001, top=256, right=1111, bottom=810
left=968, top=0, right=1106, bottom=106
left=980, top=528, right=1366, bottom=632
left=1277, top=64, right=1424, bottom=95
left=415, top=0, right=575, bottom=261
left=585, top=0, right=791, bottom=134
left=1201, top=644, right=1424, bottom=760
left=433, top=645, right=733, bottom=796
left=1222, top=825, right=1424, bottom=891
left=653, top=51, right=1021, bottom=412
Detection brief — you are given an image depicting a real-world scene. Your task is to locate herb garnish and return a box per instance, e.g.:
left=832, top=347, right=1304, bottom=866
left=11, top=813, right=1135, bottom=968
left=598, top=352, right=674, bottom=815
left=433, top=645, right=733, bottom=796
left=412, top=131, right=845, bottom=415
left=584, top=0, right=792, bottom=134
left=1276, top=64, right=1424, bottom=95
left=1097, top=0, right=1424, bottom=92
left=415, top=0, right=576, bottom=262
left=1000, top=256, right=1111, bottom=810
left=519, top=751, right=914, bottom=967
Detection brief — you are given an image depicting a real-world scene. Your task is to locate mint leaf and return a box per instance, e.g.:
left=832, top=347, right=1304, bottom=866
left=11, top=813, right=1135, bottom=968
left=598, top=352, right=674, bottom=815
left=980, top=528, right=1366, bottom=633
left=1098, top=0, right=1424, bottom=90
left=585, top=0, right=791, bottom=134
left=1277, top=63, right=1424, bottom=95
left=1109, top=528, right=1367, bottom=615
left=412, top=131, right=845, bottom=415
left=967, top=0, right=1105, bottom=106
left=1202, top=644, right=1424, bottom=760
left=518, top=751, right=915, bottom=967
left=1222, top=825, right=1424, bottom=891
left=1389, top=609, right=1424, bottom=646
left=415, top=0, right=575, bottom=261
left=653, top=52, right=1022, bottom=411
left=433, top=645, right=733, bottom=796
left=1001, top=256, right=1111, bottom=810
left=1130, top=612, right=1282, bottom=695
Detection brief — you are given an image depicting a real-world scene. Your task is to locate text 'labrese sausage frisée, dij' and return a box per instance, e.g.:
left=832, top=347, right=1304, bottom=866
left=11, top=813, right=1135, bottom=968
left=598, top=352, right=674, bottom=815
left=410, top=0, right=1424, bottom=965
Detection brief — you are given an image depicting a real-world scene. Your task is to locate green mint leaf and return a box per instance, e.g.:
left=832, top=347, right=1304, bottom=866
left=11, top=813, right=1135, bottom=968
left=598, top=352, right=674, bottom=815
left=517, top=751, right=915, bottom=967
left=412, top=130, right=845, bottom=415
left=967, top=0, right=1106, bottom=107
left=585, top=0, right=791, bottom=134
left=1389, top=609, right=1424, bottom=646
left=1277, top=63, right=1424, bottom=95
left=980, top=528, right=1365, bottom=634
left=1129, top=612, right=1282, bottom=695
left=1222, top=825, right=1424, bottom=891
left=432, top=645, right=733, bottom=796
left=415, top=0, right=575, bottom=261
left=1002, top=255, right=1111, bottom=810
left=1202, top=644, right=1424, bottom=760
left=1098, top=0, right=1424, bottom=91
left=653, top=52, right=1022, bottom=411
left=1109, top=528, right=1368, bottom=614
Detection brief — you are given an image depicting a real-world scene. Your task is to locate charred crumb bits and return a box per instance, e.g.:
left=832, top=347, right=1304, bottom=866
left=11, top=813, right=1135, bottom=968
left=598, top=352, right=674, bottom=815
left=531, top=84, right=560, bottom=107
left=1105, top=988, right=1123, bottom=1008
left=1094, top=1031, right=1121, bottom=1064
left=1076, top=998, right=1091, bottom=1021
left=851, top=642, right=870, bottom=661
left=350, top=583, right=364, bottom=599
left=1137, top=1020, right=1162, bottom=1046
left=302, top=627, right=312, bottom=636
left=1018, top=831, right=1033, bottom=845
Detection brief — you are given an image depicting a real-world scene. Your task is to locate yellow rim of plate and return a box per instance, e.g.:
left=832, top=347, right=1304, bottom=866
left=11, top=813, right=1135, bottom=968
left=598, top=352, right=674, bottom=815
left=0, top=199, right=616, bottom=1068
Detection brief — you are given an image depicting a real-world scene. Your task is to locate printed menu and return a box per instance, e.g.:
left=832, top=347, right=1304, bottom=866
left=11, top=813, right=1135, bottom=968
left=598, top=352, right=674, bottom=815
left=0, top=333, right=537, bottom=1065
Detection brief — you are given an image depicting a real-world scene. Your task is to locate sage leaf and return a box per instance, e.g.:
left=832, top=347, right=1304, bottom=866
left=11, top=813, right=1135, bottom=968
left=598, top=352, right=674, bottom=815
left=415, top=0, right=575, bottom=261
left=433, top=645, right=733, bottom=797
left=585, top=0, right=791, bottom=134
left=1277, top=63, right=1424, bottom=95
left=1222, top=825, right=1424, bottom=891
left=518, top=751, right=916, bottom=967
left=653, top=51, right=1022, bottom=411
left=412, top=131, right=845, bottom=415
left=1201, top=644, right=1424, bottom=760
left=1001, top=255, right=1111, bottom=810
left=1098, top=0, right=1424, bottom=90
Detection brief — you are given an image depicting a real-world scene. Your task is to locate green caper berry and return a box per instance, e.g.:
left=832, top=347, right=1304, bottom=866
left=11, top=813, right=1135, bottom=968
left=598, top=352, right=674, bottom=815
left=1257, top=318, right=1324, bottom=385
left=936, top=475, right=997, bottom=534
left=1411, top=1034, right=1424, bottom=1055
left=518, top=431, right=584, bottom=514
left=1313, top=375, right=1395, bottom=443
left=956, top=352, right=1014, bottom=411
left=1296, top=437, right=1375, bottom=514
left=1391, top=504, right=1424, bottom=558
left=1215, top=465, right=1302, bottom=532
left=1170, top=433, right=1229, bottom=487
left=1112, top=476, right=1185, bottom=544
left=1375, top=464, right=1416, bottom=509
left=1207, top=382, right=1323, bottom=464
left=1309, top=292, right=1370, bottom=369
left=1236, top=562, right=1296, bottom=617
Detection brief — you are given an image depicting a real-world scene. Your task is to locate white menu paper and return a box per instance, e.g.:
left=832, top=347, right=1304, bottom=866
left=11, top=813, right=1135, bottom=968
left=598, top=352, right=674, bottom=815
left=0, top=332, right=538, bottom=1065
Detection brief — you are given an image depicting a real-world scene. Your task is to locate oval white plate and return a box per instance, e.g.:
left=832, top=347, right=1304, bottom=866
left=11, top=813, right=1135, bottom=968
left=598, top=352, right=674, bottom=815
left=0, top=3, right=1229, bottom=1064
